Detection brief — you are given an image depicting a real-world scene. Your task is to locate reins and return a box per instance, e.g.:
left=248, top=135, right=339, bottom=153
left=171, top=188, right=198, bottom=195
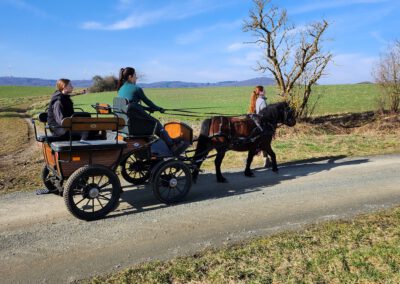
left=164, top=108, right=242, bottom=118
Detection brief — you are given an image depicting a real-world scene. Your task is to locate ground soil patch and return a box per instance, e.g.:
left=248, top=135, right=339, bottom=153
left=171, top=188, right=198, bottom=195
left=0, top=114, right=42, bottom=193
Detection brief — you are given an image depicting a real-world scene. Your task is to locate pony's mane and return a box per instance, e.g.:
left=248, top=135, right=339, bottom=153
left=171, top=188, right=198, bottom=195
left=258, top=101, right=288, bottom=124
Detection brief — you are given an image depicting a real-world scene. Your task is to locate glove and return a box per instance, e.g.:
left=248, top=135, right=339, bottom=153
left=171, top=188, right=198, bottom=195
left=159, top=108, right=165, bottom=113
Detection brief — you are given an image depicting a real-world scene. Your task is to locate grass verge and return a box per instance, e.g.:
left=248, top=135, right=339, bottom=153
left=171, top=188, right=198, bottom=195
left=86, top=206, right=400, bottom=283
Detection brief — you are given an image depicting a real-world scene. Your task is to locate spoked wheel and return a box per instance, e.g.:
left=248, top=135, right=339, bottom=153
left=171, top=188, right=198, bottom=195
left=152, top=160, right=192, bottom=204
left=42, top=166, right=57, bottom=191
left=120, top=154, right=151, bottom=184
left=63, top=165, right=121, bottom=221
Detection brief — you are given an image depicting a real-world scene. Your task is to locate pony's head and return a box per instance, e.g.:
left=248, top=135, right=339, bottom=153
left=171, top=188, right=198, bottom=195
left=282, top=102, right=296, bottom=127
left=259, top=101, right=296, bottom=127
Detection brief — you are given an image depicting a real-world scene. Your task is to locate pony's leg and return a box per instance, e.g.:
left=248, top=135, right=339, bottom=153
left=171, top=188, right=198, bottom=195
left=244, top=148, right=257, bottom=177
left=215, top=149, right=227, bottom=183
left=263, top=150, right=271, bottom=168
left=265, top=142, right=278, bottom=172
left=192, top=135, right=211, bottom=183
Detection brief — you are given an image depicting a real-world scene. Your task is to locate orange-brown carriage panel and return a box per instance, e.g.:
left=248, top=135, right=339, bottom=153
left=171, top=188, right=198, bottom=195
left=164, top=122, right=193, bottom=144
left=42, top=143, right=56, bottom=168
left=57, top=149, right=122, bottom=178
left=122, top=138, right=149, bottom=155
left=94, top=103, right=111, bottom=114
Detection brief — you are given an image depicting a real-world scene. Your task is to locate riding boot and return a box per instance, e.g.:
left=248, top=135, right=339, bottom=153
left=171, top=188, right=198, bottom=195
left=160, top=129, right=186, bottom=155
left=159, top=129, right=174, bottom=147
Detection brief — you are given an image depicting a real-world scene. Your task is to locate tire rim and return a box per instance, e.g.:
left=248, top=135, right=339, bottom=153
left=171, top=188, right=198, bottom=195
left=88, top=187, right=100, bottom=199
left=169, top=178, right=178, bottom=188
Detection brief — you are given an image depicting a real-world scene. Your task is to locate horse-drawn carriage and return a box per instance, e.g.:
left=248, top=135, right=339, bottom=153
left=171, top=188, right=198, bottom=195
left=33, top=98, right=296, bottom=221
left=32, top=98, right=194, bottom=221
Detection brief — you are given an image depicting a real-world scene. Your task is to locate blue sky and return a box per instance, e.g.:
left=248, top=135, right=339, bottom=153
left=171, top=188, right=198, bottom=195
left=0, top=0, right=399, bottom=84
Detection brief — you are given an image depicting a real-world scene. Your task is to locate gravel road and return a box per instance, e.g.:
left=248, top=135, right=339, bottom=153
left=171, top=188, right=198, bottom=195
left=1, top=154, right=400, bottom=283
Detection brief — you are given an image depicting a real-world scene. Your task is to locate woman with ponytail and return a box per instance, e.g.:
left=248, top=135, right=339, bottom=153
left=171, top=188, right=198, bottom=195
left=248, top=85, right=270, bottom=168
left=117, top=67, right=185, bottom=155
left=248, top=85, right=266, bottom=114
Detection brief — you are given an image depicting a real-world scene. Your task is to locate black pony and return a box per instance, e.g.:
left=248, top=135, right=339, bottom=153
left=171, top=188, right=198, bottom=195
left=192, top=102, right=296, bottom=183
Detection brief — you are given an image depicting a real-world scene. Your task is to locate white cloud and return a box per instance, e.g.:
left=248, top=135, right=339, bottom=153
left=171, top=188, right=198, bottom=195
left=319, top=53, right=378, bottom=84
left=228, top=51, right=262, bottom=67
left=176, top=20, right=242, bottom=45
left=227, top=42, right=246, bottom=52
left=2, top=0, right=48, bottom=18
left=82, top=8, right=166, bottom=30
left=370, top=31, right=389, bottom=46
left=81, top=1, right=226, bottom=31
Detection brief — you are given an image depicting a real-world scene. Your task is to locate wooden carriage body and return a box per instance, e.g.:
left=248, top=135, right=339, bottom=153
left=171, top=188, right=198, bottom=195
left=40, top=116, right=126, bottom=179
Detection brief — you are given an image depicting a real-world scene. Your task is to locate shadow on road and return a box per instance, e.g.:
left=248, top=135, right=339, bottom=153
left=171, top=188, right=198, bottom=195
left=107, top=155, right=370, bottom=219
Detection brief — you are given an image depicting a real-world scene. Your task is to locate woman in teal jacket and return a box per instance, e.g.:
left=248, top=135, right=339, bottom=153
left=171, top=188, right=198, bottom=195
left=117, top=67, right=185, bottom=154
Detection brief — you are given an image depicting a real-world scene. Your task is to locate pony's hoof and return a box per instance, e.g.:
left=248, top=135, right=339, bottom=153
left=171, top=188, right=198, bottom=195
left=244, top=171, right=255, bottom=177
left=217, top=177, right=228, bottom=183
left=272, top=168, right=279, bottom=173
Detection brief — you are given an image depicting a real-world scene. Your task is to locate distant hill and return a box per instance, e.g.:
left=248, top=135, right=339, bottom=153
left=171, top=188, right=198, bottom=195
left=0, top=76, right=275, bottom=88
left=139, top=77, right=275, bottom=88
left=0, top=77, right=92, bottom=87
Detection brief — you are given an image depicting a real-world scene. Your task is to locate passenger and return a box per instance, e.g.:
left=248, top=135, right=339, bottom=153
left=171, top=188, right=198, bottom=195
left=47, top=78, right=90, bottom=140
left=117, top=67, right=185, bottom=155
left=248, top=85, right=267, bottom=114
left=248, top=85, right=270, bottom=168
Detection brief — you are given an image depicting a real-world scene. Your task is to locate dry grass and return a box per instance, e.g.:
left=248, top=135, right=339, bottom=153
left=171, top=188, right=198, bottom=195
left=0, top=98, right=44, bottom=193
left=86, top=206, right=400, bottom=283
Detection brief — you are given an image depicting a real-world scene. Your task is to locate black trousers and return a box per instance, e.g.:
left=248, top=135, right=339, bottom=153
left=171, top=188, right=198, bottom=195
left=127, top=104, right=173, bottom=146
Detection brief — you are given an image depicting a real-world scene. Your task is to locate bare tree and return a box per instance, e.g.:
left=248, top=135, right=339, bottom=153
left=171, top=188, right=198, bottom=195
left=243, top=0, right=332, bottom=118
left=373, top=40, right=400, bottom=113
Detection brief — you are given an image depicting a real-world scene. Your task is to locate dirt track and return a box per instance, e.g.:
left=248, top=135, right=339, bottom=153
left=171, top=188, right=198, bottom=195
left=1, top=154, right=400, bottom=283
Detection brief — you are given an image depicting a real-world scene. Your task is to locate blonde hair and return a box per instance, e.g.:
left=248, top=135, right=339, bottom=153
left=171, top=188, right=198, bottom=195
left=56, top=78, right=70, bottom=92
left=248, top=85, right=264, bottom=114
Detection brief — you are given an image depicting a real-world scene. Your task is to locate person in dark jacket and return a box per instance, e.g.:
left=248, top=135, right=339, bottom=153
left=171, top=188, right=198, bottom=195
left=47, top=78, right=88, bottom=140
left=117, top=67, right=185, bottom=155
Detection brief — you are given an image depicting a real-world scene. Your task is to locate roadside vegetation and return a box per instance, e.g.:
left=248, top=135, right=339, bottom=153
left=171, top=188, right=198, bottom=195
left=87, top=206, right=400, bottom=283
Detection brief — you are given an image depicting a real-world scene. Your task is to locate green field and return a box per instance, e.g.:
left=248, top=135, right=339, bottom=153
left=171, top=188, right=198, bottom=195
left=0, top=84, right=382, bottom=118
left=0, top=86, right=54, bottom=98
left=70, top=84, right=382, bottom=121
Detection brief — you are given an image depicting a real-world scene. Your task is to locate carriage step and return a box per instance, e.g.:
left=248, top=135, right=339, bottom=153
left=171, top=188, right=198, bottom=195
left=35, top=188, right=58, bottom=195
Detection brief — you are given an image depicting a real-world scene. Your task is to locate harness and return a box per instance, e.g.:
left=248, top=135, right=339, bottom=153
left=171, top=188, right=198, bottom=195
left=209, top=116, right=232, bottom=140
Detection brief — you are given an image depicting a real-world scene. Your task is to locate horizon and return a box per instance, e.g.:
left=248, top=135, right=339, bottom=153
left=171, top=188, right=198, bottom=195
left=0, top=0, right=399, bottom=84
left=0, top=75, right=374, bottom=86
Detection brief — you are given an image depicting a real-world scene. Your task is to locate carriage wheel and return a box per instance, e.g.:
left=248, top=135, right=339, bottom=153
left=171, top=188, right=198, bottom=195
left=63, top=165, right=121, bottom=221
left=152, top=160, right=192, bottom=204
left=120, top=154, right=151, bottom=184
left=41, top=166, right=59, bottom=193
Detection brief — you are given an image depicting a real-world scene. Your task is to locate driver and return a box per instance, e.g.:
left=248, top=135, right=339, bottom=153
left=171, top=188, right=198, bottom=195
left=117, top=67, right=185, bottom=155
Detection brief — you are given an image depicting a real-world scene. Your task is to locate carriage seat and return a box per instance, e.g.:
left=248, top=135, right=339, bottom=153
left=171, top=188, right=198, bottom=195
left=35, top=112, right=96, bottom=143
left=50, top=140, right=126, bottom=152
